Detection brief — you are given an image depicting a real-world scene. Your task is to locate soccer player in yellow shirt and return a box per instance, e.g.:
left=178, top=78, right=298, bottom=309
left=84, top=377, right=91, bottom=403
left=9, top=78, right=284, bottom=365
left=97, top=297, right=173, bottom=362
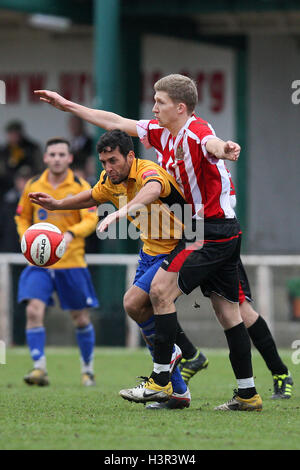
left=15, top=137, right=99, bottom=387
left=29, top=129, right=194, bottom=408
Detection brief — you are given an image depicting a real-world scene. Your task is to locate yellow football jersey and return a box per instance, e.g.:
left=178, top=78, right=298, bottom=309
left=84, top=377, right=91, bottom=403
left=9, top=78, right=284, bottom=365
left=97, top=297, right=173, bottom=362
left=92, top=158, right=185, bottom=256
left=15, top=169, right=98, bottom=268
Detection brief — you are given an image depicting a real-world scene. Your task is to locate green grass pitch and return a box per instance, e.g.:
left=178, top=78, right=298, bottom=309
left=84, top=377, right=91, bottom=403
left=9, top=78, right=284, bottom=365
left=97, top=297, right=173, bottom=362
left=0, top=347, right=299, bottom=450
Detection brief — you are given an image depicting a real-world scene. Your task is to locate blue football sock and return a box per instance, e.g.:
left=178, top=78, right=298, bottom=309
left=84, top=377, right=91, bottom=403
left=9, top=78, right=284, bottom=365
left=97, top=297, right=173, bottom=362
left=171, top=366, right=187, bottom=394
left=138, top=316, right=187, bottom=394
left=26, top=327, right=46, bottom=366
left=138, top=316, right=156, bottom=356
left=76, top=323, right=95, bottom=366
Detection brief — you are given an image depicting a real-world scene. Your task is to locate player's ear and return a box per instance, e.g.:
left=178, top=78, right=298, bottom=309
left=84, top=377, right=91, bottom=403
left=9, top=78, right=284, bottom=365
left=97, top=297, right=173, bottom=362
left=177, top=102, right=186, bottom=114
left=127, top=150, right=135, bottom=162
left=68, top=153, right=74, bottom=164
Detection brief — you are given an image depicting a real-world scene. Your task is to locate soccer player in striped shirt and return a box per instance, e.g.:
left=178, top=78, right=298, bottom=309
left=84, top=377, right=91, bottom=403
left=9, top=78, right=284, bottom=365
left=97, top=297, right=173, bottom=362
left=34, top=79, right=262, bottom=411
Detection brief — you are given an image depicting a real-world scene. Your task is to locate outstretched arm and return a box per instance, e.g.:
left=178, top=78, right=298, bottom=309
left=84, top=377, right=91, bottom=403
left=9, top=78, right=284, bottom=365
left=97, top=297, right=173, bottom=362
left=29, top=189, right=96, bottom=211
left=34, top=90, right=138, bottom=136
left=206, top=138, right=240, bottom=162
left=98, top=181, right=162, bottom=232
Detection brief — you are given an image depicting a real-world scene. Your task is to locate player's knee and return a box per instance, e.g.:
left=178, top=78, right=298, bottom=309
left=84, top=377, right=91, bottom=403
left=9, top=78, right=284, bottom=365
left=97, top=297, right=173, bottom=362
left=211, top=295, right=241, bottom=329
left=123, top=291, right=153, bottom=323
left=74, top=317, right=89, bottom=328
left=149, top=280, right=168, bottom=308
left=123, top=292, right=140, bottom=320
left=240, top=300, right=259, bottom=328
left=71, top=310, right=90, bottom=328
left=26, top=299, right=44, bottom=325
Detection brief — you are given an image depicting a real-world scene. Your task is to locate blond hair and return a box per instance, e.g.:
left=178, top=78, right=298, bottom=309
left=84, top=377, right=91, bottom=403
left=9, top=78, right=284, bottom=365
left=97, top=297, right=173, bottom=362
left=154, top=74, right=198, bottom=114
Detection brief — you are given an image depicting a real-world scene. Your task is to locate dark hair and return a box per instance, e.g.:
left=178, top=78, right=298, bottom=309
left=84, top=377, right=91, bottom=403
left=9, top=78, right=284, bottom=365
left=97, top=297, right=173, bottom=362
left=45, top=137, right=71, bottom=152
left=14, top=165, right=32, bottom=179
left=96, top=129, right=134, bottom=157
left=6, top=120, right=23, bottom=133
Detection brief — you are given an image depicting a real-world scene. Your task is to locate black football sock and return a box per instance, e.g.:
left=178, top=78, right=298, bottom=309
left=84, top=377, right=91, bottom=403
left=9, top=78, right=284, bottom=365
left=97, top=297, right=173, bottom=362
left=150, top=371, right=170, bottom=387
left=247, top=315, right=288, bottom=376
left=175, top=321, right=197, bottom=359
left=151, top=312, right=178, bottom=387
left=224, top=322, right=257, bottom=399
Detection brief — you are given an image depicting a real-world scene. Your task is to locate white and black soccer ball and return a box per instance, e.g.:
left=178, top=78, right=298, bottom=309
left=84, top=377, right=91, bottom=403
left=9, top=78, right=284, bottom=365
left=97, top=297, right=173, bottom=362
left=21, top=223, right=66, bottom=267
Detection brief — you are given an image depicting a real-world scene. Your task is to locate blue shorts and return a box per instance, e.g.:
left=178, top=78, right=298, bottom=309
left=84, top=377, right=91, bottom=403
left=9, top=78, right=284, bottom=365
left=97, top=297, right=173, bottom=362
left=133, top=249, right=168, bottom=294
left=18, top=266, right=99, bottom=310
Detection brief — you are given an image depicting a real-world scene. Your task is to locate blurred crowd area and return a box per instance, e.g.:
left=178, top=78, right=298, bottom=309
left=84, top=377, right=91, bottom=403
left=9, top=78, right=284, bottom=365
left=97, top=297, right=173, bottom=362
left=0, top=115, right=99, bottom=254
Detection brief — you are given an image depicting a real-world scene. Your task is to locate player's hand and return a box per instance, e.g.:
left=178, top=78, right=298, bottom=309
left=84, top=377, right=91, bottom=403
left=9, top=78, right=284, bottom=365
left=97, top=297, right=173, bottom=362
left=34, top=90, right=69, bottom=111
left=29, top=192, right=59, bottom=210
left=223, top=141, right=240, bottom=161
left=63, top=232, right=74, bottom=251
left=97, top=211, right=119, bottom=233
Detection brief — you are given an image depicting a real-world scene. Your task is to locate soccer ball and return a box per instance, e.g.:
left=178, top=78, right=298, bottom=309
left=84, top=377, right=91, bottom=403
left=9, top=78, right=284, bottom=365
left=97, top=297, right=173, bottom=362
left=21, top=223, right=66, bottom=267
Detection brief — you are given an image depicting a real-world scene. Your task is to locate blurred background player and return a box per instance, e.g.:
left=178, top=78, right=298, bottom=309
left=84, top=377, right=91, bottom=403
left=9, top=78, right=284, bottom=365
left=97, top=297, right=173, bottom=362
left=15, top=137, right=99, bottom=387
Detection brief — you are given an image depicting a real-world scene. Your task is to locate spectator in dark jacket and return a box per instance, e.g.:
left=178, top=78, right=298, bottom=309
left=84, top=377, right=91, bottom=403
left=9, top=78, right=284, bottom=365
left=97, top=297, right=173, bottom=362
left=0, top=165, right=32, bottom=252
left=68, top=115, right=95, bottom=182
left=0, top=121, right=42, bottom=201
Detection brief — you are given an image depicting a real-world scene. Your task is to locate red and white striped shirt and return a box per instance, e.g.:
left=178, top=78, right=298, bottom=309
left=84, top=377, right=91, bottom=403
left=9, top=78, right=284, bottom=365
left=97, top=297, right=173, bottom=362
left=226, top=166, right=237, bottom=209
left=137, top=115, right=236, bottom=219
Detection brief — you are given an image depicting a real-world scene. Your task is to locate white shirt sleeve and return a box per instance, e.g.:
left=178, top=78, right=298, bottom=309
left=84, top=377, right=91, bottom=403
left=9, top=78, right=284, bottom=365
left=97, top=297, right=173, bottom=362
left=230, top=195, right=237, bottom=209
left=136, top=120, right=152, bottom=149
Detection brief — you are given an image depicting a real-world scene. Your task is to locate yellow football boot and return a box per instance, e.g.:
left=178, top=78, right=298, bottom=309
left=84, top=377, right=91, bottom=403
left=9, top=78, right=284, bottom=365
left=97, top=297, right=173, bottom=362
left=81, top=372, right=96, bottom=387
left=215, top=392, right=262, bottom=411
left=24, top=368, right=49, bottom=386
left=120, top=377, right=173, bottom=403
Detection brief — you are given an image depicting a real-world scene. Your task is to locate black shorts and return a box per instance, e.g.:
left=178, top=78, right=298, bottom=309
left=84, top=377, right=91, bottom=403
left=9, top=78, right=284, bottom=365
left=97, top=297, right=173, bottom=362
left=161, top=218, right=242, bottom=303
left=238, top=259, right=253, bottom=304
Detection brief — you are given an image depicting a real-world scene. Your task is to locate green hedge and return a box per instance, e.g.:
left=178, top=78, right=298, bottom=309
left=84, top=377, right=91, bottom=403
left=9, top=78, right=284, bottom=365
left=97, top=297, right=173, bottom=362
left=287, top=278, right=300, bottom=297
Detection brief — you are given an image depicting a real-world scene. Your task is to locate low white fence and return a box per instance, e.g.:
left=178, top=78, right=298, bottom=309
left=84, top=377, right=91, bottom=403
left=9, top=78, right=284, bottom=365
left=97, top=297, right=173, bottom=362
left=0, top=253, right=300, bottom=347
